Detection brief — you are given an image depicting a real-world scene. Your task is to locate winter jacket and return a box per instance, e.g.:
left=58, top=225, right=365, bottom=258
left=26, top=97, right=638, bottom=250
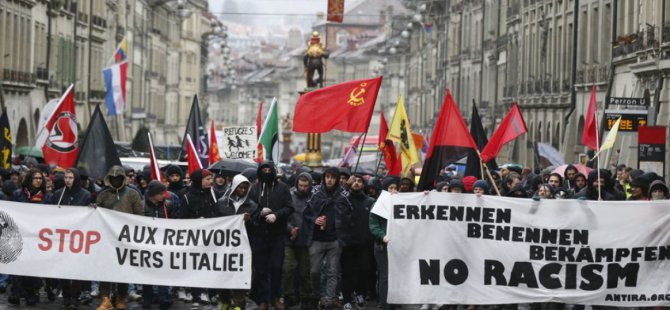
left=144, top=191, right=180, bottom=219
left=286, top=172, right=313, bottom=247
left=302, top=182, right=352, bottom=246
left=339, top=189, right=374, bottom=247
left=47, top=168, right=91, bottom=206
left=96, top=165, right=144, bottom=215
left=369, top=213, right=387, bottom=243
left=247, top=161, right=294, bottom=238
left=180, top=169, right=218, bottom=219
left=217, top=175, right=258, bottom=217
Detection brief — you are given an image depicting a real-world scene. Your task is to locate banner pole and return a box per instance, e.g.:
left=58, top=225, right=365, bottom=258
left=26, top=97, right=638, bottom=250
left=476, top=150, right=501, bottom=196
left=56, top=187, right=66, bottom=207
left=353, top=132, right=367, bottom=173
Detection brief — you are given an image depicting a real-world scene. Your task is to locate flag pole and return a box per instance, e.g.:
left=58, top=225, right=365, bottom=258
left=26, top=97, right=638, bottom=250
left=476, top=150, right=501, bottom=196
left=56, top=187, right=66, bottom=207
left=594, top=86, right=602, bottom=201
left=353, top=132, right=367, bottom=173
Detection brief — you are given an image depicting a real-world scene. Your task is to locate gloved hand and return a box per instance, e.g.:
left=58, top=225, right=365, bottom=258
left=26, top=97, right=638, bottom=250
left=265, top=214, right=277, bottom=223
left=261, top=207, right=272, bottom=216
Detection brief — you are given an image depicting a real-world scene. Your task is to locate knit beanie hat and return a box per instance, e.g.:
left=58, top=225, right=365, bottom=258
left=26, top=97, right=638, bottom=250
left=462, top=176, right=478, bottom=192
left=473, top=180, right=489, bottom=192
left=147, top=180, right=166, bottom=197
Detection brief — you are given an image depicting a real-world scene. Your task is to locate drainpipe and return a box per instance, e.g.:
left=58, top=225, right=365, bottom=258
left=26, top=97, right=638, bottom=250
left=564, top=0, right=579, bottom=135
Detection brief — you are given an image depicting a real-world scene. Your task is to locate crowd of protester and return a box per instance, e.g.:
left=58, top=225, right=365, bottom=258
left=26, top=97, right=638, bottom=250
left=0, top=155, right=668, bottom=310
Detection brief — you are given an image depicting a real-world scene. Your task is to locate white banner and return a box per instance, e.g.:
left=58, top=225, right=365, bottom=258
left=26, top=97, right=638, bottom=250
left=0, top=201, right=251, bottom=289
left=221, top=126, right=258, bottom=160
left=371, top=192, right=670, bottom=306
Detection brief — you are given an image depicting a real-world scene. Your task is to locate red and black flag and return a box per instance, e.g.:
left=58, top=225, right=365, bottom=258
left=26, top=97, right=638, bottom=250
left=179, top=95, right=208, bottom=168
left=418, top=90, right=477, bottom=190
left=75, top=105, right=121, bottom=180
left=464, top=101, right=498, bottom=178
left=40, top=85, right=80, bottom=169
left=480, top=103, right=528, bottom=162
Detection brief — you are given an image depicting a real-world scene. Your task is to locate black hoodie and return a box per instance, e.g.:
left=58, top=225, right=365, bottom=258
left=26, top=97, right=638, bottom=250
left=166, top=164, right=187, bottom=194
left=339, top=185, right=374, bottom=246
left=286, top=172, right=313, bottom=247
left=247, top=161, right=294, bottom=238
left=47, top=168, right=92, bottom=206
left=303, top=167, right=353, bottom=245
left=180, top=169, right=218, bottom=219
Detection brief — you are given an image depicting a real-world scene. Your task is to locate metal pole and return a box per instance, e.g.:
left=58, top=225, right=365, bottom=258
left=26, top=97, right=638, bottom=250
left=86, top=0, right=94, bottom=119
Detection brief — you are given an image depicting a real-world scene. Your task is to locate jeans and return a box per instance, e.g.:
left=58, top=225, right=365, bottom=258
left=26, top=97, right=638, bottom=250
left=99, top=282, right=128, bottom=299
left=341, top=243, right=372, bottom=303
left=250, top=235, right=286, bottom=304
left=374, top=242, right=389, bottom=307
left=282, top=246, right=311, bottom=299
left=309, top=240, right=341, bottom=301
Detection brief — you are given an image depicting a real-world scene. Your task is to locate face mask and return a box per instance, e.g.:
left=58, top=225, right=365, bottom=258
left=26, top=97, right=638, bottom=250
left=259, top=171, right=274, bottom=183
left=110, top=176, right=124, bottom=188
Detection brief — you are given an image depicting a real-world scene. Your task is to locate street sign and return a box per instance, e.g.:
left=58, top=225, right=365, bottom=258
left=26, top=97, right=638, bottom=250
left=606, top=96, right=648, bottom=107
left=604, top=109, right=648, bottom=132
left=638, top=126, right=666, bottom=177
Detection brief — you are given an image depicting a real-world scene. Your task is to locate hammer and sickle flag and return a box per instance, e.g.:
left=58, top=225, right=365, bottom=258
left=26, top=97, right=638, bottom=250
left=293, top=77, right=382, bottom=133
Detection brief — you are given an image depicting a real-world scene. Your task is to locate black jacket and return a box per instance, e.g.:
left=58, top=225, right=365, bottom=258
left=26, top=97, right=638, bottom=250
left=47, top=169, right=91, bottom=206
left=302, top=183, right=352, bottom=246
left=180, top=170, right=218, bottom=219
left=286, top=172, right=312, bottom=247
left=339, top=190, right=374, bottom=246
left=144, top=193, right=179, bottom=219
left=247, top=161, right=294, bottom=238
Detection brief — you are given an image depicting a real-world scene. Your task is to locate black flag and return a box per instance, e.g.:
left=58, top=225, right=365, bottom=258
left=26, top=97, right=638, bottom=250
left=178, top=95, right=208, bottom=168
left=75, top=105, right=122, bottom=180
left=464, top=101, right=498, bottom=178
left=0, top=110, right=11, bottom=169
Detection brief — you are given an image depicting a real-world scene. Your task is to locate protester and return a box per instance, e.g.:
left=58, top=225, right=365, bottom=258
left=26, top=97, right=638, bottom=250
left=448, top=180, right=464, bottom=193
left=302, top=167, right=349, bottom=310
left=649, top=180, right=669, bottom=200
left=562, top=164, right=578, bottom=190
left=399, top=177, right=415, bottom=192
left=366, top=177, right=383, bottom=199
left=340, top=174, right=374, bottom=310
left=339, top=168, right=351, bottom=190
left=96, top=165, right=144, bottom=310
left=574, top=173, right=587, bottom=193
left=247, top=161, right=294, bottom=310
left=382, top=176, right=400, bottom=193
left=535, top=184, right=554, bottom=199
left=141, top=181, right=177, bottom=309
left=8, top=168, right=51, bottom=306
left=216, top=174, right=258, bottom=310
left=282, top=172, right=312, bottom=309
left=575, top=170, right=616, bottom=201
left=547, top=173, right=564, bottom=190
left=628, top=177, right=650, bottom=201
left=462, top=176, right=477, bottom=193
left=435, top=181, right=449, bottom=192
left=213, top=170, right=228, bottom=197
left=180, top=168, right=218, bottom=308
left=472, top=180, right=489, bottom=196
left=165, top=165, right=187, bottom=195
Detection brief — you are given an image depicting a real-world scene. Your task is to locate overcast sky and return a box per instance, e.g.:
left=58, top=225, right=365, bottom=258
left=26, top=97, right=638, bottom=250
left=208, top=0, right=325, bottom=30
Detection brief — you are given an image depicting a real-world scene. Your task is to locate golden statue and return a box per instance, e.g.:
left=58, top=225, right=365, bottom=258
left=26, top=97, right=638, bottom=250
left=304, top=31, right=329, bottom=88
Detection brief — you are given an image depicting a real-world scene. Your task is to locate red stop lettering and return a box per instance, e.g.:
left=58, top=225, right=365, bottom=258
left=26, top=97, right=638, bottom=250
left=37, top=228, right=101, bottom=254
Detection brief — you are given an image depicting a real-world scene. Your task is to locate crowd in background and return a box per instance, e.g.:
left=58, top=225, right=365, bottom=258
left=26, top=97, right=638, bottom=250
left=0, top=155, right=668, bottom=310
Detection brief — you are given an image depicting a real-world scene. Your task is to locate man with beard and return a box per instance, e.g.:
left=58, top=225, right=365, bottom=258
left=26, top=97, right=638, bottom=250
left=282, top=172, right=313, bottom=309
left=247, top=161, right=294, bottom=310
left=165, top=165, right=187, bottom=195
left=303, top=167, right=351, bottom=310
left=340, top=174, right=374, bottom=310
left=96, top=166, right=143, bottom=310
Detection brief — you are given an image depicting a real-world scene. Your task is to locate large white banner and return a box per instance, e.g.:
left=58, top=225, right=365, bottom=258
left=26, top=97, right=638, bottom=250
left=221, top=126, right=258, bottom=160
left=371, top=192, right=670, bottom=306
left=0, top=201, right=251, bottom=289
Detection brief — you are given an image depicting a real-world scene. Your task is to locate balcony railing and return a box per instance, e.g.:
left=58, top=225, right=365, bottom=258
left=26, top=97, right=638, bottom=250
left=612, top=31, right=645, bottom=57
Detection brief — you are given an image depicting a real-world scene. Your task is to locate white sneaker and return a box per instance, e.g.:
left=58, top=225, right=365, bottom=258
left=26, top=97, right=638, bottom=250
left=177, top=288, right=187, bottom=301
left=200, top=292, right=210, bottom=304
left=210, top=294, right=220, bottom=305
left=191, top=301, right=201, bottom=309
left=128, top=290, right=142, bottom=301
left=90, top=288, right=99, bottom=298
left=184, top=292, right=193, bottom=302
left=421, top=304, right=431, bottom=310
left=343, top=303, right=353, bottom=310
left=354, top=295, right=365, bottom=308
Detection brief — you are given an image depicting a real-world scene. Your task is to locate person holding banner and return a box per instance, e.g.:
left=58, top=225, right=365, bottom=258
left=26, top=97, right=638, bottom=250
left=96, top=165, right=144, bottom=310
left=8, top=168, right=52, bottom=306
left=46, top=168, right=92, bottom=309
left=179, top=168, right=218, bottom=308
left=216, top=174, right=258, bottom=310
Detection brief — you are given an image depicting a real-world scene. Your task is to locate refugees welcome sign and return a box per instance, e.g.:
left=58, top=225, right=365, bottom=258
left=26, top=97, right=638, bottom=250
left=371, top=192, right=670, bottom=306
left=0, top=201, right=251, bottom=289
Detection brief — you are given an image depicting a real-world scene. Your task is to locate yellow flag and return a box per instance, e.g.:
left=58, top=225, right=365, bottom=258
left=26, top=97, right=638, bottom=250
left=593, top=116, right=621, bottom=158
left=387, top=96, right=419, bottom=176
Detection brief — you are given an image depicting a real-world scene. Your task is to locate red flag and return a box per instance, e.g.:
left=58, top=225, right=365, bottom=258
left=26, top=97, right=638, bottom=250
left=327, top=0, right=345, bottom=23
left=378, top=112, right=399, bottom=175
left=388, top=151, right=402, bottom=176
left=256, top=101, right=264, bottom=163
left=418, top=90, right=477, bottom=190
left=147, top=132, right=163, bottom=182
left=209, top=120, right=222, bottom=165
left=42, top=85, right=79, bottom=168
left=582, top=85, right=599, bottom=151
left=480, top=102, right=528, bottom=162
left=185, top=134, right=203, bottom=176
left=293, top=77, right=382, bottom=133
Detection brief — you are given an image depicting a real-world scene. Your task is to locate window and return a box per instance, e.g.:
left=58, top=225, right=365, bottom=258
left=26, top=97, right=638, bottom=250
left=336, top=30, right=349, bottom=47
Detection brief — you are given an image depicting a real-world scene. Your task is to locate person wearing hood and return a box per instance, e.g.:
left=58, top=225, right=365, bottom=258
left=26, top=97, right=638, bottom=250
left=212, top=170, right=229, bottom=197
left=649, top=180, right=669, bottom=200
left=575, top=170, right=617, bottom=201
left=45, top=168, right=91, bottom=309
left=340, top=174, right=375, bottom=309
left=282, top=172, right=313, bottom=309
left=628, top=177, right=650, bottom=201
left=165, top=165, right=187, bottom=195
left=302, top=167, right=351, bottom=310
left=215, top=174, right=258, bottom=310
left=366, top=177, right=383, bottom=199
left=179, top=168, right=218, bottom=308
left=247, top=161, right=294, bottom=310
left=399, top=177, right=415, bottom=192
left=562, top=164, right=578, bottom=190
left=448, top=179, right=464, bottom=193
left=95, top=165, right=143, bottom=310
